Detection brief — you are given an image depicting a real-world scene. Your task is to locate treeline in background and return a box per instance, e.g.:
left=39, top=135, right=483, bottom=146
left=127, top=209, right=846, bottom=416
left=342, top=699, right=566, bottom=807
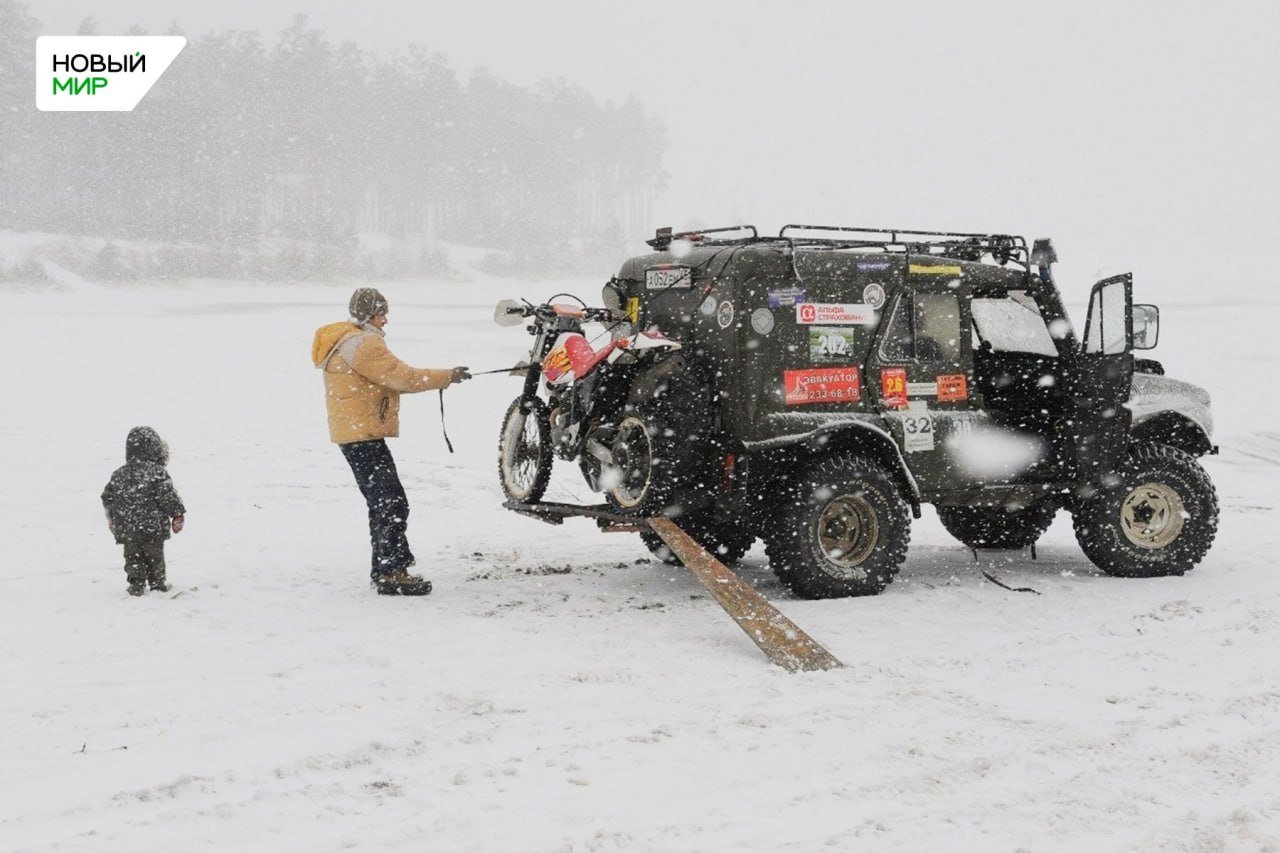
left=0, top=2, right=667, bottom=281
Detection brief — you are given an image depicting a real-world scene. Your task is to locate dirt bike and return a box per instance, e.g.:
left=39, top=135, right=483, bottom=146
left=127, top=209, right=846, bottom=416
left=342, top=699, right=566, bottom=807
left=493, top=295, right=684, bottom=510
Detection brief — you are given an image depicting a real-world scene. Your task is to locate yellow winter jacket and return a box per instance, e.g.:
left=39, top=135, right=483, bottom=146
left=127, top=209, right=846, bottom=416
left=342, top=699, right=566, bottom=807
left=312, top=321, right=453, bottom=444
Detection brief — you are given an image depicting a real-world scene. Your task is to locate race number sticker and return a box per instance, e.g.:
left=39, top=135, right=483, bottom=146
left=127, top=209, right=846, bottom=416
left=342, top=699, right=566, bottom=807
left=880, top=368, right=908, bottom=409
left=937, top=373, right=968, bottom=402
left=901, top=401, right=935, bottom=452
left=809, top=326, right=854, bottom=361
left=783, top=367, right=861, bottom=406
left=796, top=302, right=876, bottom=325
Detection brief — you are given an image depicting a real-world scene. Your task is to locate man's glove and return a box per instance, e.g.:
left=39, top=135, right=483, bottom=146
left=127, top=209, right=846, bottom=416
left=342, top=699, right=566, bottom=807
left=172, top=515, right=185, bottom=534
left=450, top=366, right=472, bottom=384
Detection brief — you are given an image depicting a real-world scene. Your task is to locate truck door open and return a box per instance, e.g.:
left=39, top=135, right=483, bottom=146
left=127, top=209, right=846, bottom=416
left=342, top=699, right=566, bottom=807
left=1070, top=274, right=1135, bottom=481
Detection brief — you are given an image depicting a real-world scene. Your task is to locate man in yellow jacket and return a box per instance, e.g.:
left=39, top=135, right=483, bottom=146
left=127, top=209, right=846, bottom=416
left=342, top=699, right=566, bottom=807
left=312, top=288, right=471, bottom=595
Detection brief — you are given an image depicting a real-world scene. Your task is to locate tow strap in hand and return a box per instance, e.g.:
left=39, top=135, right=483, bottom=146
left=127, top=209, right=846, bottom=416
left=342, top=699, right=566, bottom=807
left=438, top=390, right=454, bottom=454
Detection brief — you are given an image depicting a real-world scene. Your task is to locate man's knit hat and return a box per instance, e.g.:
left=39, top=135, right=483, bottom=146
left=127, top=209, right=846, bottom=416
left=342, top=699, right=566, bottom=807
left=349, top=287, right=389, bottom=322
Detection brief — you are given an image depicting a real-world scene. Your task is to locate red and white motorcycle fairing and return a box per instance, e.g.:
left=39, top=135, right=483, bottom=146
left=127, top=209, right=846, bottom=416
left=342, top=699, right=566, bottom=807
left=542, top=328, right=680, bottom=386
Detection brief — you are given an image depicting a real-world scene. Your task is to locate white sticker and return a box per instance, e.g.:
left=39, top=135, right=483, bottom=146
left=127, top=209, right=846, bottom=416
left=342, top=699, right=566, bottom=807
left=901, top=400, right=935, bottom=452
left=862, top=283, right=886, bottom=309
left=750, top=307, right=775, bottom=335
left=795, top=303, right=877, bottom=325
left=716, top=300, right=735, bottom=329
left=699, top=295, right=717, bottom=315
left=906, top=382, right=938, bottom=397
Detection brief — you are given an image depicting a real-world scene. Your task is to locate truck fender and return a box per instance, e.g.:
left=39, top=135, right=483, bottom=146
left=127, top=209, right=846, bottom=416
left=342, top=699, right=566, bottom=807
left=800, top=421, right=922, bottom=511
left=1130, top=411, right=1214, bottom=457
left=744, top=420, right=921, bottom=512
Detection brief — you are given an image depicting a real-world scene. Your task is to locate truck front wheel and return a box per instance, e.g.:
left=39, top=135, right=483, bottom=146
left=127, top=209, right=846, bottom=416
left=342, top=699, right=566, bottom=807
left=1072, top=443, right=1218, bottom=578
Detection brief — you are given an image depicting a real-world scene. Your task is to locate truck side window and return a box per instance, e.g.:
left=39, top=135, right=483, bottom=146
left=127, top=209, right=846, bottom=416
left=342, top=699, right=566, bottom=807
left=970, top=291, right=1058, bottom=356
left=879, top=293, right=961, bottom=363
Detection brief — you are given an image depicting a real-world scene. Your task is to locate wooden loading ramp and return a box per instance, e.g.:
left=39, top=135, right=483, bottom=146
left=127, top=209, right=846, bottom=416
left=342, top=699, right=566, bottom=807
left=504, top=500, right=844, bottom=673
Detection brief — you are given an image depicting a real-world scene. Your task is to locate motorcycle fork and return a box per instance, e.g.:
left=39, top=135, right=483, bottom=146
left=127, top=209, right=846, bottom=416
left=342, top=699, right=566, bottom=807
left=519, top=328, right=553, bottom=410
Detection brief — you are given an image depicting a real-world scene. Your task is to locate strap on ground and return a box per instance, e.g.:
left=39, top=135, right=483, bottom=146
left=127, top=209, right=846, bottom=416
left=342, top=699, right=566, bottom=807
left=647, top=518, right=844, bottom=673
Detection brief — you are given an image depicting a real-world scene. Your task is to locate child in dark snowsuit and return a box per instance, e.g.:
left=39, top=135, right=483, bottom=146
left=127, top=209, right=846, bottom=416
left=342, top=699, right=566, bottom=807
left=101, top=426, right=186, bottom=596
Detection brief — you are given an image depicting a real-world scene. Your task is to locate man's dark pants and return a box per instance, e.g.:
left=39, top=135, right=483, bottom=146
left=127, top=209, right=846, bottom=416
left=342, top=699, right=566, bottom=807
left=340, top=439, right=415, bottom=580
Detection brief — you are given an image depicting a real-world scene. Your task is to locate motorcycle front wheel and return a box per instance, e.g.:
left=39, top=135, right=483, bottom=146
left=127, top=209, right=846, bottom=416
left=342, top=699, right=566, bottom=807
left=497, top=397, right=553, bottom=504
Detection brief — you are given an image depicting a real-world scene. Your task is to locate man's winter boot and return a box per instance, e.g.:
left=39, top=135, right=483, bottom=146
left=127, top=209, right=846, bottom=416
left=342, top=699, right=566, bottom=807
left=373, top=568, right=431, bottom=596
left=127, top=583, right=145, bottom=597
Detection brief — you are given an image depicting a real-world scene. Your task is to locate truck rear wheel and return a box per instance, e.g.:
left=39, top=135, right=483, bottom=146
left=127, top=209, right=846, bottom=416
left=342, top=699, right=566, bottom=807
left=936, top=502, right=1056, bottom=550
left=764, top=454, right=911, bottom=599
left=1072, top=443, right=1218, bottom=578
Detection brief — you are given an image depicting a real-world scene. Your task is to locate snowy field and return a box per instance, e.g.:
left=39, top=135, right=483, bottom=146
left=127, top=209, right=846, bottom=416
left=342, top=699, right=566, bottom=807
left=2, top=274, right=1279, bottom=852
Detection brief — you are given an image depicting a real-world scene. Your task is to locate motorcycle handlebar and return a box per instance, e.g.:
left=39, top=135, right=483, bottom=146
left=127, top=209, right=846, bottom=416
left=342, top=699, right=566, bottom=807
left=583, top=307, right=629, bottom=323
left=528, top=304, right=627, bottom=323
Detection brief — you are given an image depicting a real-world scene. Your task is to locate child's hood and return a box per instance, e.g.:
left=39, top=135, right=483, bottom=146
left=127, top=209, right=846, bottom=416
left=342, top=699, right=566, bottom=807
left=312, top=321, right=361, bottom=367
left=126, top=426, right=168, bottom=465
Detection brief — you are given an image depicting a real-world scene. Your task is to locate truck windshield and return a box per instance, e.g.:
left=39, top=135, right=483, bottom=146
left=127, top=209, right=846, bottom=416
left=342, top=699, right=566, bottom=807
left=971, top=292, right=1058, bottom=357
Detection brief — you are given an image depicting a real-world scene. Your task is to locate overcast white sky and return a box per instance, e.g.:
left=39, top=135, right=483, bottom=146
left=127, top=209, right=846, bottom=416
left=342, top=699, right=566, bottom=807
left=30, top=0, right=1280, bottom=294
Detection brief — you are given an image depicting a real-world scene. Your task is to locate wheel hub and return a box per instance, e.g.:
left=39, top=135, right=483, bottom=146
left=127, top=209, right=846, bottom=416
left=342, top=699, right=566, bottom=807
left=607, top=417, right=653, bottom=508
left=502, top=409, right=541, bottom=497
left=816, top=494, right=879, bottom=569
left=1119, top=482, right=1186, bottom=549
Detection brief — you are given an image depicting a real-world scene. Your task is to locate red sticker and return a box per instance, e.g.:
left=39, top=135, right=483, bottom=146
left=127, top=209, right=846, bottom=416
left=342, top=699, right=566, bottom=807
left=937, top=373, right=968, bottom=402
left=880, top=368, right=908, bottom=409
left=784, top=367, right=861, bottom=406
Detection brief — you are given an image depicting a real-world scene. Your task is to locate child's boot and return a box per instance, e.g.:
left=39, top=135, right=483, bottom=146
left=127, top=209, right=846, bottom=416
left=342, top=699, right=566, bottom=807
left=127, top=581, right=145, bottom=596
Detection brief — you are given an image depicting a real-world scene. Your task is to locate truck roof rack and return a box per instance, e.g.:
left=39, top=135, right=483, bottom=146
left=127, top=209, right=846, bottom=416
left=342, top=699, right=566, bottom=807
left=646, top=223, right=1029, bottom=269
left=778, top=224, right=1029, bottom=268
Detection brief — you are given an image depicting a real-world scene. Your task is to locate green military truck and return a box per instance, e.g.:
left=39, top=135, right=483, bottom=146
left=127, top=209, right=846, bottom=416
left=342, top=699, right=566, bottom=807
left=580, top=224, right=1218, bottom=598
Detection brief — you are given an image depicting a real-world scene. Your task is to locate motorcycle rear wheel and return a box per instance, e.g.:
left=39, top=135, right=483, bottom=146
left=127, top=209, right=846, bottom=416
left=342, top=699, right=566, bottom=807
left=498, top=397, right=553, bottom=504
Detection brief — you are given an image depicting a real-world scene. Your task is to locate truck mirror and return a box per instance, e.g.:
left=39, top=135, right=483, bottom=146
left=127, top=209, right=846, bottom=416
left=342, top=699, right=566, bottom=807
left=1133, top=304, right=1160, bottom=350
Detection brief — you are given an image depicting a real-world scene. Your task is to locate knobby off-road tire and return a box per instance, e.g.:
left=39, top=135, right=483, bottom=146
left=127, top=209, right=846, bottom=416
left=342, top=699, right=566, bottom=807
left=764, top=454, right=911, bottom=599
left=937, top=502, right=1057, bottom=550
left=1072, top=443, right=1218, bottom=578
left=605, top=399, right=713, bottom=517
left=497, top=397, right=553, bottom=504
left=639, top=510, right=756, bottom=567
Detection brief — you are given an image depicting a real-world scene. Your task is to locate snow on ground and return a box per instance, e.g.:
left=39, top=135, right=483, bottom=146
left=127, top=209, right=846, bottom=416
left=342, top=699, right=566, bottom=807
left=1, top=276, right=1278, bottom=852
